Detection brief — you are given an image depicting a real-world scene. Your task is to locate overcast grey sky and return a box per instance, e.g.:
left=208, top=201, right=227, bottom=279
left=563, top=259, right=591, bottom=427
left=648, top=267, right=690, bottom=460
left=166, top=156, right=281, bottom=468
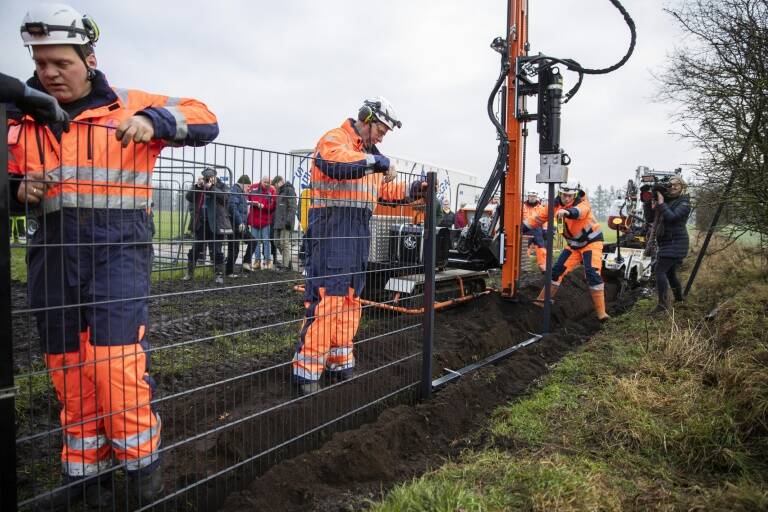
left=1, top=0, right=699, bottom=193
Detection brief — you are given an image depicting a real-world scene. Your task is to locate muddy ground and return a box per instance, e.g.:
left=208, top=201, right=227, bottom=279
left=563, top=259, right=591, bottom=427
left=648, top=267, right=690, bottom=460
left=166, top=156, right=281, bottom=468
left=10, top=266, right=635, bottom=511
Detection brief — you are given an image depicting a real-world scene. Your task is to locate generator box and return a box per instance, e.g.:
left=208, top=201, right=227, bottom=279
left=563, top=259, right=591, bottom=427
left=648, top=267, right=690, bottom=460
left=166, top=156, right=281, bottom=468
left=388, top=224, right=450, bottom=268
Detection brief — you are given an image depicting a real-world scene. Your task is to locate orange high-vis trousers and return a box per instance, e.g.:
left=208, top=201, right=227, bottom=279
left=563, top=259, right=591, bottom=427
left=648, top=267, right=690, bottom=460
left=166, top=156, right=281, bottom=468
left=45, top=329, right=161, bottom=476
left=550, top=241, right=605, bottom=291
left=293, top=287, right=360, bottom=383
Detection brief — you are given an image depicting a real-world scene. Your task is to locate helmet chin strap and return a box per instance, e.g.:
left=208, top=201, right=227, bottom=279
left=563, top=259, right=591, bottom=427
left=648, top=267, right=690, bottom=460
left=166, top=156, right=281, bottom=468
left=73, top=44, right=96, bottom=80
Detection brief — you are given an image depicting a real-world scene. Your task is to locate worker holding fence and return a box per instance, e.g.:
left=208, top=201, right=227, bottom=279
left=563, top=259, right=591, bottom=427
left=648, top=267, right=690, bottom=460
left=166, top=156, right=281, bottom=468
left=522, top=190, right=547, bottom=272
left=292, top=97, right=419, bottom=396
left=524, top=181, right=610, bottom=321
left=7, top=4, right=218, bottom=508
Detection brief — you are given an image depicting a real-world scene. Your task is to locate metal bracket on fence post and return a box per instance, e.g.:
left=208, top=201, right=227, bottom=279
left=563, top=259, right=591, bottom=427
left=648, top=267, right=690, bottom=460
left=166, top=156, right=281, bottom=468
left=0, top=103, right=19, bottom=511
left=420, top=171, right=437, bottom=400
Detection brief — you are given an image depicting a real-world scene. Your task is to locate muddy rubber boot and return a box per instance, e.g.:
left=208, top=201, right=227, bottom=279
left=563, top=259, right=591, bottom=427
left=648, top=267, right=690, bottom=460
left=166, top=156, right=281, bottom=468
left=130, top=467, right=165, bottom=506
left=83, top=478, right=114, bottom=509
left=34, top=474, right=112, bottom=512
left=293, top=380, right=321, bottom=397
left=590, top=290, right=611, bottom=321
left=326, top=369, right=354, bottom=384
left=33, top=482, right=82, bottom=511
left=533, top=284, right=558, bottom=308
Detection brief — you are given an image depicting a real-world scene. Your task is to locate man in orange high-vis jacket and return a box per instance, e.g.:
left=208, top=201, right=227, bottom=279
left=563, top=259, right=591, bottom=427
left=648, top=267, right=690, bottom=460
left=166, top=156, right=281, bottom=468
left=7, top=5, right=218, bottom=508
left=522, top=190, right=547, bottom=272
left=524, top=181, right=610, bottom=321
left=292, top=96, right=418, bottom=396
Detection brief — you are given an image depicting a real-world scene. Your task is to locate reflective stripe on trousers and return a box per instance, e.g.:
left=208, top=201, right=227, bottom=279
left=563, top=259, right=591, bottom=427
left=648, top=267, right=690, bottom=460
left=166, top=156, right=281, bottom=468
left=293, top=287, right=360, bottom=383
left=45, top=335, right=162, bottom=476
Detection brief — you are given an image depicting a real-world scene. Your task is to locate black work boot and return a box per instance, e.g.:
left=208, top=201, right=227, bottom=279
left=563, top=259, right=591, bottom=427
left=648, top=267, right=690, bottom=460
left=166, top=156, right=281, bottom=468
left=672, top=286, right=684, bottom=302
left=326, top=369, right=354, bottom=384
left=129, top=466, right=165, bottom=505
left=292, top=380, right=321, bottom=397
left=34, top=473, right=113, bottom=511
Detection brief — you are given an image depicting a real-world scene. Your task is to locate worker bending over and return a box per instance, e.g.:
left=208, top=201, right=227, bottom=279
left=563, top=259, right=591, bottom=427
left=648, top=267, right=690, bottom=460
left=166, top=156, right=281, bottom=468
left=293, top=97, right=420, bottom=395
left=521, top=190, right=547, bottom=272
left=8, top=4, right=218, bottom=507
left=524, top=181, right=610, bottom=321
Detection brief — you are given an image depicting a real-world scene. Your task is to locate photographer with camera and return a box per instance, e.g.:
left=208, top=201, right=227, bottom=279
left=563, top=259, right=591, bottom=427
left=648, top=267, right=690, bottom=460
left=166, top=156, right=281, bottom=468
left=651, top=176, right=691, bottom=312
left=184, top=168, right=233, bottom=284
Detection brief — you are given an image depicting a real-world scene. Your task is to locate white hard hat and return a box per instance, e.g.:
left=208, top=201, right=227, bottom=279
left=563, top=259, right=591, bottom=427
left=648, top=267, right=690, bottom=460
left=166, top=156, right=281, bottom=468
left=558, top=181, right=581, bottom=194
left=360, top=96, right=402, bottom=130
left=526, top=190, right=539, bottom=197
left=21, top=4, right=99, bottom=47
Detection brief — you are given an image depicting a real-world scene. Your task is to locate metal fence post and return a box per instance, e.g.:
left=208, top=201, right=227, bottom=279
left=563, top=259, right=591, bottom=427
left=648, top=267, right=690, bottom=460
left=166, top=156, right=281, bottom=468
left=420, top=171, right=437, bottom=399
left=0, top=104, right=19, bottom=511
left=542, top=182, right=556, bottom=334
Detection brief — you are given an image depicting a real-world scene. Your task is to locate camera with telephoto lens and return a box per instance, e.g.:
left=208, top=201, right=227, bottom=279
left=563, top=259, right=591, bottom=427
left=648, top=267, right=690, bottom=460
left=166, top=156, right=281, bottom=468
left=639, top=175, right=673, bottom=203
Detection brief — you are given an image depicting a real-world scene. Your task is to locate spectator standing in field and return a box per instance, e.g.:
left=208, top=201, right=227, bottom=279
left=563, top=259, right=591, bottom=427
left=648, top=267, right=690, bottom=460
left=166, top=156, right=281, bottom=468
left=272, top=175, right=298, bottom=270
left=455, top=202, right=468, bottom=228
left=225, top=174, right=253, bottom=276
left=247, top=175, right=276, bottom=269
left=185, top=168, right=232, bottom=284
left=438, top=197, right=455, bottom=228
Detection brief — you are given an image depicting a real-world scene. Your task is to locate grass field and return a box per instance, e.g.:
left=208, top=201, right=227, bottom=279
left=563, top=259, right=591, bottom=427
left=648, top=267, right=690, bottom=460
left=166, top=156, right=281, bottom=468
left=373, top=241, right=768, bottom=511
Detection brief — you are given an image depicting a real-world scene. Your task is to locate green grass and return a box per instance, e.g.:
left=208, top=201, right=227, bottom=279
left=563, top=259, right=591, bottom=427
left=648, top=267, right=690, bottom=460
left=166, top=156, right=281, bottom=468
left=14, top=362, right=55, bottom=433
left=152, top=209, right=188, bottom=241
left=11, top=247, right=26, bottom=282
left=372, top=243, right=768, bottom=511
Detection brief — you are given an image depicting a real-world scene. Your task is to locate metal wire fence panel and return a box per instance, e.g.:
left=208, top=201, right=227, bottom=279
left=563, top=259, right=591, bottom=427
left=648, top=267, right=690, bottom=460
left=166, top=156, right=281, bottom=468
left=5, top=119, right=438, bottom=511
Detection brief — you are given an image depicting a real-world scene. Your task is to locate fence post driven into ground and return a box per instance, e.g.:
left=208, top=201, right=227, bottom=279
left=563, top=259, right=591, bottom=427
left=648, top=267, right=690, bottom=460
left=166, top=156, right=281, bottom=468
left=421, top=171, right=437, bottom=399
left=0, top=104, right=18, bottom=512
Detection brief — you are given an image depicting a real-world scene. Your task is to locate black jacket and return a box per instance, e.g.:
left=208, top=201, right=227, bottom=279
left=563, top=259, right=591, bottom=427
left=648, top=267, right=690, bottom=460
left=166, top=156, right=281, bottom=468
left=656, top=194, right=691, bottom=259
left=186, top=179, right=233, bottom=234
left=439, top=210, right=456, bottom=228
left=273, top=182, right=298, bottom=231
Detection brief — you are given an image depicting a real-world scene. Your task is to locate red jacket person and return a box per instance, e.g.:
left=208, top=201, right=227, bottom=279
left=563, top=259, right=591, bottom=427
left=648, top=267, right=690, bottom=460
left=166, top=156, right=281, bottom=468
left=8, top=4, right=218, bottom=507
left=292, top=97, right=411, bottom=395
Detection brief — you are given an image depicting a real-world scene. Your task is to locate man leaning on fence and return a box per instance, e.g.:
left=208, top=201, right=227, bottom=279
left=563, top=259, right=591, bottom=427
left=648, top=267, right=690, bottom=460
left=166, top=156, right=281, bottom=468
left=6, top=4, right=218, bottom=508
left=292, top=96, right=424, bottom=396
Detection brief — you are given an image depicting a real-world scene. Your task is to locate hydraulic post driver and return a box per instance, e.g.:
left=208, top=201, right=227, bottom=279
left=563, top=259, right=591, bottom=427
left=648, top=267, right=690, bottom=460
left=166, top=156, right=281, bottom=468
left=453, top=0, right=637, bottom=301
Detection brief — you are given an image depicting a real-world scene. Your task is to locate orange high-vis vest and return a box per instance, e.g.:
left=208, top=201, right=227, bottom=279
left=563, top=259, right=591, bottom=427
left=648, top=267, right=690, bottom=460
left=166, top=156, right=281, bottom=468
left=525, top=193, right=602, bottom=248
left=310, top=119, right=404, bottom=211
left=8, top=84, right=218, bottom=214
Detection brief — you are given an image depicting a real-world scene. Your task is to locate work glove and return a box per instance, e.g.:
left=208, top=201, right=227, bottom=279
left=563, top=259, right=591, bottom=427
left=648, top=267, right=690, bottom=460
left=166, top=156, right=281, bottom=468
left=18, top=85, right=70, bottom=131
left=238, top=223, right=246, bottom=233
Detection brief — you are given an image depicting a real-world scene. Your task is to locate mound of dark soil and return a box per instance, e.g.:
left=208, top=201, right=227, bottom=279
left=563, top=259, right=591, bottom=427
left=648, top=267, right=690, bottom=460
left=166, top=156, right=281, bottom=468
left=220, top=274, right=636, bottom=512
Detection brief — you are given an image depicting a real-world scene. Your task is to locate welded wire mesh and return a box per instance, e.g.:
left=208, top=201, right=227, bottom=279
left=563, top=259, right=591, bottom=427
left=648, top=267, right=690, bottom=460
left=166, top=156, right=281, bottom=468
left=6, top=120, right=443, bottom=511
